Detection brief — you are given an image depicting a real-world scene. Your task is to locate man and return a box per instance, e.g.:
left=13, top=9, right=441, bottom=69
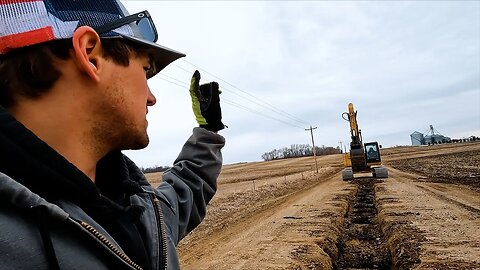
left=0, top=0, right=225, bottom=269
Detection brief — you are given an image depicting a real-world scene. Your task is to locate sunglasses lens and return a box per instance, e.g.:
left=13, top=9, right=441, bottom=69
left=137, top=17, right=157, bottom=42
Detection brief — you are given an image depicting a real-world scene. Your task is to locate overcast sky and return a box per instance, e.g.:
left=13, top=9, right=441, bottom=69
left=121, top=1, right=480, bottom=168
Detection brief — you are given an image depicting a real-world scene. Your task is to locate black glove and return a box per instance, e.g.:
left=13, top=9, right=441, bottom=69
left=189, top=70, right=225, bottom=132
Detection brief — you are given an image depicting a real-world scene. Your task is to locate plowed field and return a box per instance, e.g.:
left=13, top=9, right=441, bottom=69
left=146, top=142, right=480, bottom=270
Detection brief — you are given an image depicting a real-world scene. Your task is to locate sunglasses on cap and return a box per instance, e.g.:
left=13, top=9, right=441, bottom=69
left=91, top=9, right=185, bottom=78
left=94, top=10, right=158, bottom=43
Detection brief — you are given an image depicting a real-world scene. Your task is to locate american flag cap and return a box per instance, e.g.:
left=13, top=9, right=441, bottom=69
left=0, top=0, right=185, bottom=77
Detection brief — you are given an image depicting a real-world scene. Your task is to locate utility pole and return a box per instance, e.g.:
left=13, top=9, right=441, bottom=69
left=305, top=126, right=319, bottom=173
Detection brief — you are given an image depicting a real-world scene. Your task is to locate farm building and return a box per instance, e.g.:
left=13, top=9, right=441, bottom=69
left=410, top=131, right=424, bottom=146
left=410, top=125, right=451, bottom=146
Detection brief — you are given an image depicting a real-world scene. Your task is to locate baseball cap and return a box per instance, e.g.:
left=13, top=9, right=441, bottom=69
left=0, top=0, right=185, bottom=78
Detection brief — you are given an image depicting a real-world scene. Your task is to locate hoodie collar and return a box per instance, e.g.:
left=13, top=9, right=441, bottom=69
left=0, top=106, right=102, bottom=204
left=0, top=106, right=150, bottom=205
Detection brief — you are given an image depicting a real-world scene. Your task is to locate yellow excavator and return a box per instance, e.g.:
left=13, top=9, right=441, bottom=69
left=341, top=103, right=388, bottom=181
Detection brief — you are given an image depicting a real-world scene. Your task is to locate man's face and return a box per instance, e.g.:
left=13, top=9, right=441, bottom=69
left=90, top=54, right=156, bottom=151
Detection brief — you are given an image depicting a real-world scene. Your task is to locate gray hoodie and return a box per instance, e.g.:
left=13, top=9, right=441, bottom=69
left=0, top=127, right=225, bottom=270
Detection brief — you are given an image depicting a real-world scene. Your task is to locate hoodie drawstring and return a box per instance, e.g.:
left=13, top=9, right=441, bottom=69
left=31, top=205, right=60, bottom=270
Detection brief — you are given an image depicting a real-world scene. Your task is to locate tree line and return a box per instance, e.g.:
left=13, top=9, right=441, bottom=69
left=261, top=144, right=341, bottom=161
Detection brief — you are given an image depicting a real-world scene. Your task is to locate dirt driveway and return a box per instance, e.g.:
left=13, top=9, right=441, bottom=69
left=180, top=171, right=353, bottom=269
left=146, top=142, right=480, bottom=269
left=376, top=167, right=480, bottom=269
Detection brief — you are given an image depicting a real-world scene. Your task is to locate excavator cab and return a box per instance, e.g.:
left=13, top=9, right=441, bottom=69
left=365, top=142, right=381, bottom=164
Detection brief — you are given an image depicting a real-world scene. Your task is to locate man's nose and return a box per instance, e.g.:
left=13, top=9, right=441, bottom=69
left=147, top=87, right=156, bottom=106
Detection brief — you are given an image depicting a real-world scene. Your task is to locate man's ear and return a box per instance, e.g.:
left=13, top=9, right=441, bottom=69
left=71, top=26, right=103, bottom=82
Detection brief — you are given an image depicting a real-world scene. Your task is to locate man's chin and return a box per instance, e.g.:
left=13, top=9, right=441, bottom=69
left=133, top=136, right=150, bottom=150
left=120, top=133, right=150, bottom=150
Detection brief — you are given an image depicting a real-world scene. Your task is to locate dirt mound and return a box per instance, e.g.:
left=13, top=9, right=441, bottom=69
left=375, top=185, right=425, bottom=270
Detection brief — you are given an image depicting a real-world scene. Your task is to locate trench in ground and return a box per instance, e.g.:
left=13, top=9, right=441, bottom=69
left=334, top=178, right=392, bottom=269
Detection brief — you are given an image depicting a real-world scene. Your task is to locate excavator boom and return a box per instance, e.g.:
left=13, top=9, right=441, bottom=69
left=347, top=103, right=361, bottom=145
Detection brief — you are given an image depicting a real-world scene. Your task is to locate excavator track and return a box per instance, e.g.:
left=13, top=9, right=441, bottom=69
left=373, top=167, right=389, bottom=178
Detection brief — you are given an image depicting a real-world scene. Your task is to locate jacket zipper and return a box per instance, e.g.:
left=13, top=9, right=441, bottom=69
left=77, top=220, right=143, bottom=270
left=150, top=194, right=168, bottom=270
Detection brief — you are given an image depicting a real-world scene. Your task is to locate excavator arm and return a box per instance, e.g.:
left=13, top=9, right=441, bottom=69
left=342, top=103, right=362, bottom=145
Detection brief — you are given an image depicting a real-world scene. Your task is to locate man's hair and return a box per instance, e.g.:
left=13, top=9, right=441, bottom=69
left=0, top=38, right=154, bottom=107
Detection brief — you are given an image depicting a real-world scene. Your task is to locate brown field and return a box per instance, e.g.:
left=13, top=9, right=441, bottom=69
left=146, top=142, right=480, bottom=270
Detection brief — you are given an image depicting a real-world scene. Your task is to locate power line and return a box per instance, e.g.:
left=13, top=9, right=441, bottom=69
left=221, top=84, right=308, bottom=126
left=222, top=98, right=304, bottom=129
left=171, top=63, right=192, bottom=75
left=156, top=75, right=186, bottom=89
left=180, top=59, right=310, bottom=125
left=174, top=60, right=310, bottom=126
left=156, top=76, right=304, bottom=129
left=224, top=85, right=308, bottom=126
left=158, top=73, right=188, bottom=87
left=155, top=60, right=312, bottom=128
left=173, top=63, right=293, bottom=121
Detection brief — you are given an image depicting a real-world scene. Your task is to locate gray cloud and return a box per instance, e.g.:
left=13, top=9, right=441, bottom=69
left=123, top=1, right=479, bottom=167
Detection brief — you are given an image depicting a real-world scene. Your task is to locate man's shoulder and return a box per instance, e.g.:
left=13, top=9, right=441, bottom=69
left=0, top=172, right=69, bottom=218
